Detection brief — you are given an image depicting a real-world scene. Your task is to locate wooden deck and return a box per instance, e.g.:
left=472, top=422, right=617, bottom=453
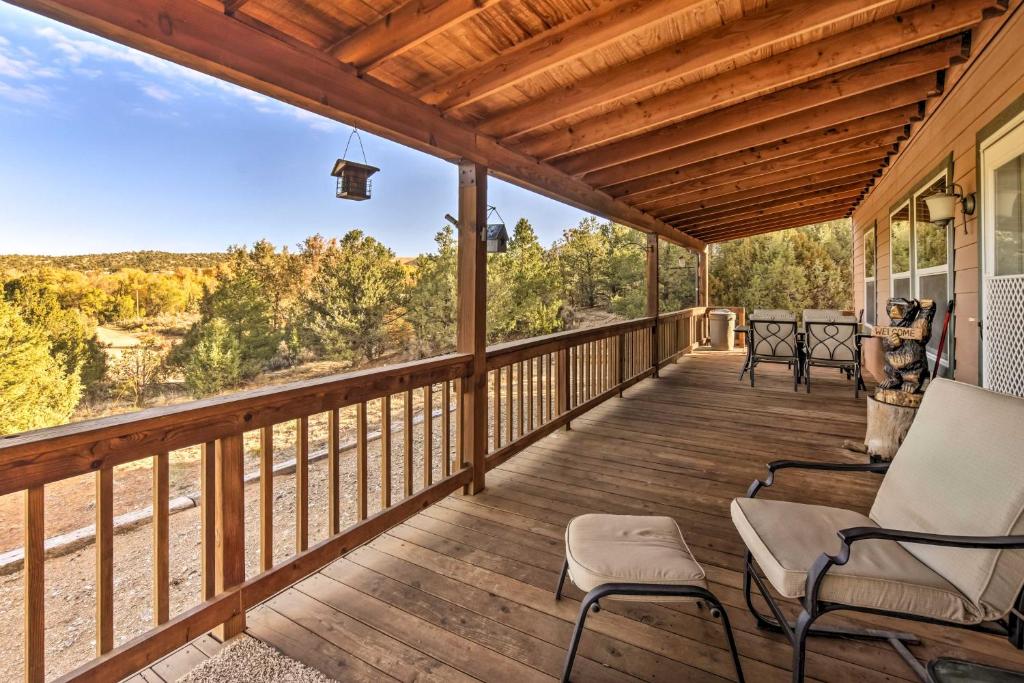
left=241, top=351, right=1024, bottom=682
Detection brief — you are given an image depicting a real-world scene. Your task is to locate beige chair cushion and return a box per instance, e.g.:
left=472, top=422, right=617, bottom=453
left=870, top=378, right=1024, bottom=622
left=752, top=309, right=795, bottom=321
left=732, top=498, right=984, bottom=624
left=565, top=514, right=706, bottom=601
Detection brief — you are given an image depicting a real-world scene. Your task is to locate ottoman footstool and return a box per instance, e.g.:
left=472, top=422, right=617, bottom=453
left=555, top=514, right=745, bottom=682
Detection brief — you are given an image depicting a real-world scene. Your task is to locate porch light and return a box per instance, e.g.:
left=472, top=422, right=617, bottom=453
left=923, top=183, right=975, bottom=228
left=331, top=128, right=379, bottom=201
left=486, top=205, right=508, bottom=253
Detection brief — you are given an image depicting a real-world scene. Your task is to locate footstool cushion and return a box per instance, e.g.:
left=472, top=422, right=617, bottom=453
left=565, top=514, right=706, bottom=601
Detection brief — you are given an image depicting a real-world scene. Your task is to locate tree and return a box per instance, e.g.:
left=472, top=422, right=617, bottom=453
left=659, top=242, right=697, bottom=312
left=0, top=299, right=82, bottom=435
left=108, top=336, right=167, bottom=408
left=555, top=217, right=608, bottom=308
left=406, top=226, right=458, bottom=357
left=487, top=218, right=564, bottom=342
left=602, top=223, right=647, bottom=318
left=301, top=230, right=407, bottom=362
left=183, top=317, right=243, bottom=397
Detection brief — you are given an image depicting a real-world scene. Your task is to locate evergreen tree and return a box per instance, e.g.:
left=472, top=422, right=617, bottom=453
left=406, top=226, right=458, bottom=357
left=487, top=218, right=563, bottom=342
left=183, top=318, right=243, bottom=397
left=0, top=299, right=82, bottom=435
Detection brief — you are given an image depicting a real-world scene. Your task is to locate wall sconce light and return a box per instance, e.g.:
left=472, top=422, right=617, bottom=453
left=924, top=183, right=976, bottom=233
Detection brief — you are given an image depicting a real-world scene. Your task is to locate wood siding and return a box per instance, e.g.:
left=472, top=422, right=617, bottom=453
left=851, top=1, right=1024, bottom=384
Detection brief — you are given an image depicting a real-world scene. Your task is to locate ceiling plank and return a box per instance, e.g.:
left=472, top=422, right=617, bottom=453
left=8, top=0, right=702, bottom=251
left=584, top=76, right=937, bottom=188
left=607, top=111, right=916, bottom=199
left=663, top=178, right=875, bottom=223
left=684, top=199, right=858, bottom=233
left=476, top=0, right=896, bottom=139
left=327, top=0, right=502, bottom=72
left=557, top=38, right=962, bottom=175
left=678, top=192, right=863, bottom=231
left=520, top=0, right=996, bottom=160
left=417, top=0, right=707, bottom=109
left=648, top=160, right=884, bottom=216
left=631, top=146, right=893, bottom=208
left=700, top=211, right=851, bottom=242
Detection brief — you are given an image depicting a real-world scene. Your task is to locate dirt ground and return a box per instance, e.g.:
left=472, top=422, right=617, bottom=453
left=0, top=409, right=459, bottom=682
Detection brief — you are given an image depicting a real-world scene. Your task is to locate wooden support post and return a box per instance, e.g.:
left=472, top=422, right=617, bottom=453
left=457, top=161, right=488, bottom=495
left=698, top=245, right=710, bottom=345
left=647, top=233, right=659, bottom=376
left=214, top=434, right=245, bottom=641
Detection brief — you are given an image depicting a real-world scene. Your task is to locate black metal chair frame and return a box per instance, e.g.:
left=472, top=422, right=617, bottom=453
left=747, top=319, right=800, bottom=391
left=741, top=460, right=1024, bottom=683
left=555, top=560, right=746, bottom=682
left=802, top=321, right=863, bottom=397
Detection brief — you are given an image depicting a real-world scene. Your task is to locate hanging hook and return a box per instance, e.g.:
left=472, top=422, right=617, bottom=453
left=487, top=205, right=506, bottom=225
left=342, top=127, right=369, bottom=164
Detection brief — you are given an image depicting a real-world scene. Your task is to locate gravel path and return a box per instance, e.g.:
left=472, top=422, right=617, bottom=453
left=177, top=635, right=336, bottom=683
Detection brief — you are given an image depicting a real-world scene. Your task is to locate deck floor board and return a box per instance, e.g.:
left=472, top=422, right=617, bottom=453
left=246, top=351, right=1024, bottom=681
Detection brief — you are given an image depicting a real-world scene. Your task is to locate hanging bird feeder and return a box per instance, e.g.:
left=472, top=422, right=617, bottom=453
left=485, top=205, right=509, bottom=253
left=331, top=128, right=379, bottom=201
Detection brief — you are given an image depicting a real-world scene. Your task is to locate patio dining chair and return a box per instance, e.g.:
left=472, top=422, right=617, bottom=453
left=748, top=316, right=800, bottom=390
left=802, top=320, right=861, bottom=397
left=731, top=378, right=1024, bottom=682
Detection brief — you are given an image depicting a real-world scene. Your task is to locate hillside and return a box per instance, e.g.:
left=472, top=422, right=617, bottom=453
left=0, top=250, right=227, bottom=272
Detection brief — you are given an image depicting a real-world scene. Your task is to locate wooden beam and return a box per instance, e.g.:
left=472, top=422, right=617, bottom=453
left=697, top=210, right=852, bottom=242
left=664, top=178, right=876, bottom=223
left=646, top=233, right=659, bottom=376
left=678, top=190, right=864, bottom=231
left=520, top=0, right=988, bottom=160
left=6, top=0, right=703, bottom=253
left=418, top=0, right=706, bottom=109
left=697, top=246, right=709, bottom=308
left=585, top=76, right=937, bottom=188
left=687, top=204, right=855, bottom=240
left=477, top=0, right=896, bottom=139
left=645, top=158, right=885, bottom=216
left=608, top=114, right=914, bottom=200
left=328, top=0, right=501, bottom=72
left=457, top=162, right=488, bottom=495
left=557, top=39, right=961, bottom=174
left=221, top=0, right=249, bottom=16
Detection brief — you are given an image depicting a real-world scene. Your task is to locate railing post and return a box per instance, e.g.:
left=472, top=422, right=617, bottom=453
left=647, top=233, right=659, bottom=376
left=214, top=433, right=245, bottom=641
left=457, top=161, right=487, bottom=495
left=617, top=332, right=626, bottom=396
left=697, top=245, right=709, bottom=308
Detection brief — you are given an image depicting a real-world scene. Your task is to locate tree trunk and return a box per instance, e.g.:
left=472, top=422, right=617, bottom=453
left=863, top=396, right=918, bottom=461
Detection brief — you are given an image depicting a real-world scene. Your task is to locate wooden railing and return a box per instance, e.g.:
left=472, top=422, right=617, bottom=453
left=0, top=309, right=709, bottom=682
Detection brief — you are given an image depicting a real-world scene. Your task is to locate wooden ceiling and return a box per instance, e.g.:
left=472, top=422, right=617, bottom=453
left=14, top=0, right=1009, bottom=245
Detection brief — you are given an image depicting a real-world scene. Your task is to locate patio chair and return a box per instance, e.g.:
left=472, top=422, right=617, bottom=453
left=748, top=316, right=800, bottom=390
left=731, top=378, right=1024, bottom=683
left=802, top=320, right=861, bottom=397
left=752, top=309, right=796, bottom=321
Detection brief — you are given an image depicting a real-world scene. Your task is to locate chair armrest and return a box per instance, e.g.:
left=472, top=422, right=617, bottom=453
left=801, top=527, right=1024, bottom=614
left=837, top=526, right=1024, bottom=550
left=746, top=460, right=890, bottom=497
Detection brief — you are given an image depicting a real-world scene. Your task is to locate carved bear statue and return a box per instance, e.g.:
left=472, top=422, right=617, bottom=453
left=875, top=298, right=937, bottom=407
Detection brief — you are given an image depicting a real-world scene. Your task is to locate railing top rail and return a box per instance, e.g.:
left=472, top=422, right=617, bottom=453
left=0, top=352, right=472, bottom=496
left=485, top=316, right=655, bottom=369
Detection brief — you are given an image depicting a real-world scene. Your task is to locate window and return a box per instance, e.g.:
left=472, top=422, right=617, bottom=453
left=912, top=172, right=952, bottom=376
left=890, top=203, right=911, bottom=299
left=864, top=225, right=876, bottom=325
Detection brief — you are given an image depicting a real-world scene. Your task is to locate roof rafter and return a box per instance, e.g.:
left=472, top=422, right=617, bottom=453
left=688, top=207, right=853, bottom=241
left=476, top=0, right=897, bottom=139
left=663, top=178, right=876, bottom=223
left=584, top=76, right=938, bottom=188
left=677, top=193, right=863, bottom=232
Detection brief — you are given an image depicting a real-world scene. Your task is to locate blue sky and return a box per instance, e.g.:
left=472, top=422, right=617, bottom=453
left=0, top=2, right=594, bottom=257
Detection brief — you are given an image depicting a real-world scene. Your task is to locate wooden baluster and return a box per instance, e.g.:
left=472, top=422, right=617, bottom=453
left=259, top=427, right=273, bottom=572
left=557, top=348, right=570, bottom=430
left=200, top=442, right=216, bottom=600
left=24, top=486, right=44, bottom=683
left=95, top=468, right=113, bottom=655
left=327, top=409, right=340, bottom=536
left=153, top=451, right=169, bottom=625
left=381, top=395, right=392, bottom=508
left=214, top=434, right=245, bottom=640
left=516, top=362, right=524, bottom=439
left=403, top=389, right=413, bottom=497
left=295, top=417, right=309, bottom=552
left=545, top=354, right=552, bottom=421
left=357, top=402, right=368, bottom=520
left=504, top=365, right=513, bottom=445
left=441, top=382, right=451, bottom=478
left=526, top=358, right=534, bottom=432
left=493, top=369, right=501, bottom=451
left=618, top=333, right=626, bottom=395
left=590, top=341, right=597, bottom=397
left=423, top=385, right=433, bottom=487
left=455, top=380, right=463, bottom=473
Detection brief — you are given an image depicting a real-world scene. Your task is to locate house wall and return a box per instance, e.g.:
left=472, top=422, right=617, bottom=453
left=851, top=1, right=1024, bottom=385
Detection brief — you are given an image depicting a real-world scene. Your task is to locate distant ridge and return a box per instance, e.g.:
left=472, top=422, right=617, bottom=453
left=0, top=250, right=228, bottom=272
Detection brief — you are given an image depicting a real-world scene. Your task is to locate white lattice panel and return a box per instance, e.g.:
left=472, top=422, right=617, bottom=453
left=985, top=275, right=1024, bottom=397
